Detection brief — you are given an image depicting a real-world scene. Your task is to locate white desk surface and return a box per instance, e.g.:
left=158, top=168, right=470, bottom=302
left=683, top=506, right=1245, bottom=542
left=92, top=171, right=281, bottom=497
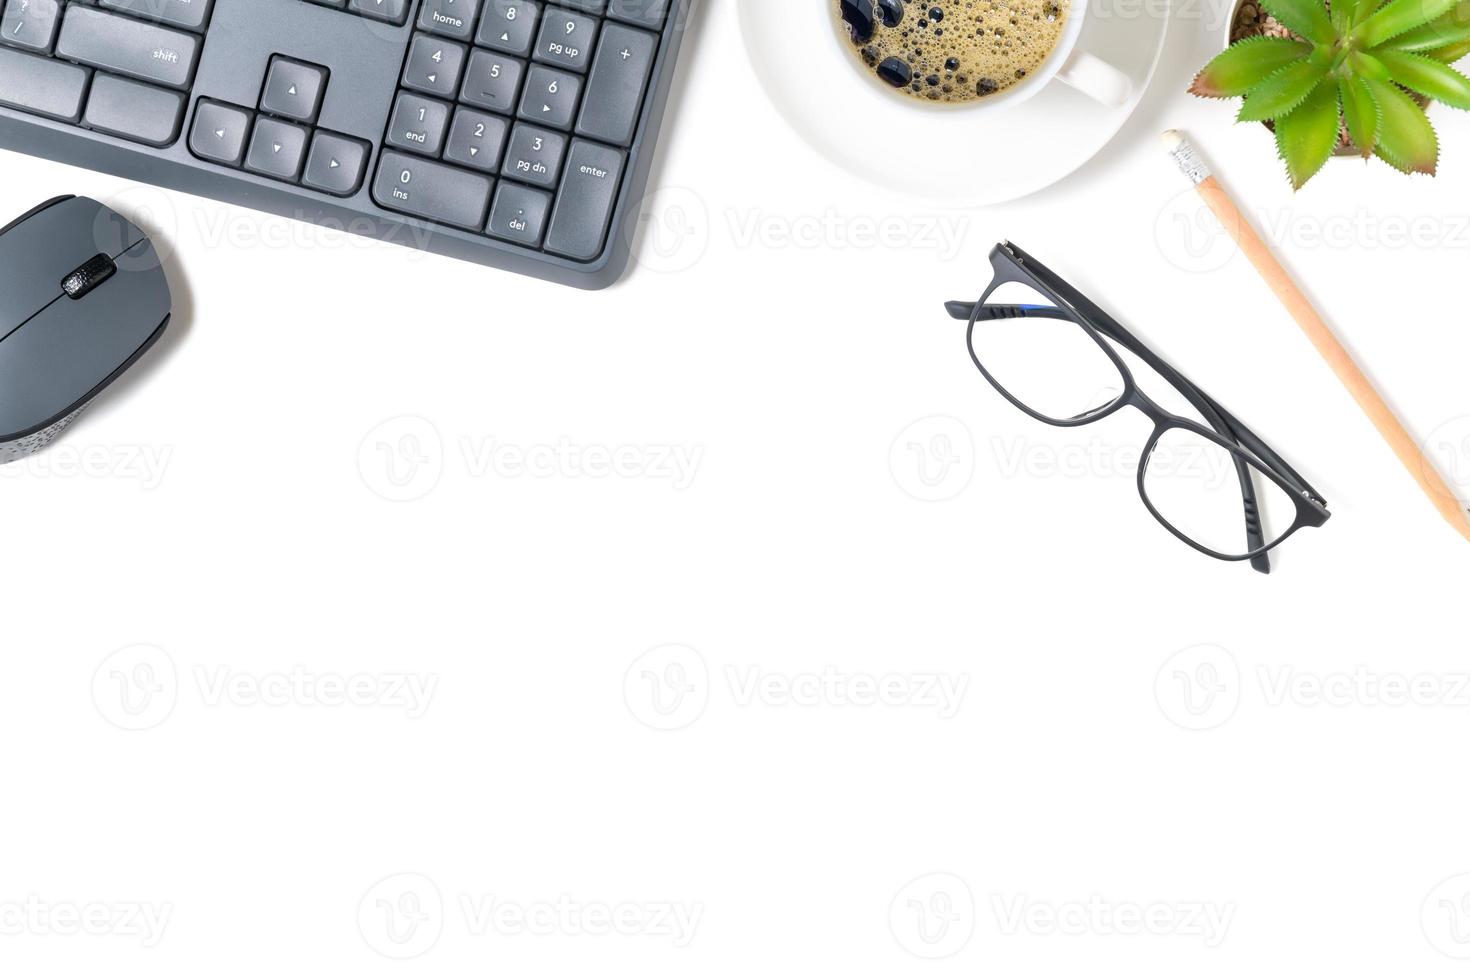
left=5, top=2, right=1470, bottom=975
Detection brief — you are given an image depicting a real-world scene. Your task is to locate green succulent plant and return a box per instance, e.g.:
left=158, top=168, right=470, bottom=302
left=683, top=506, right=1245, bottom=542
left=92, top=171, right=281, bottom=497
left=1191, top=0, right=1470, bottom=187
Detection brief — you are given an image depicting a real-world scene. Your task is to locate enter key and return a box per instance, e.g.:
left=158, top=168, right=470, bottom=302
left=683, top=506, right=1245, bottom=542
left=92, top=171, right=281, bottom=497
left=545, top=140, right=626, bottom=261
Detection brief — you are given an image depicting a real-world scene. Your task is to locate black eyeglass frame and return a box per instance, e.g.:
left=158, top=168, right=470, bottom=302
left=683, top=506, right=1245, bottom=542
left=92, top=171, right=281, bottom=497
left=947, top=242, right=1330, bottom=573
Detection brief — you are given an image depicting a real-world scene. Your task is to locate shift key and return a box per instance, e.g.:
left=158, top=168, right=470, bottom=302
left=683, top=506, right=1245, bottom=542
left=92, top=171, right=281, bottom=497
left=57, top=6, right=200, bottom=89
left=545, top=140, right=625, bottom=261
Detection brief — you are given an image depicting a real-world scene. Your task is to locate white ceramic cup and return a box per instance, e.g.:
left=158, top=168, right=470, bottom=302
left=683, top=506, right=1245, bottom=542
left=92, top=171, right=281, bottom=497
left=836, top=0, right=1134, bottom=111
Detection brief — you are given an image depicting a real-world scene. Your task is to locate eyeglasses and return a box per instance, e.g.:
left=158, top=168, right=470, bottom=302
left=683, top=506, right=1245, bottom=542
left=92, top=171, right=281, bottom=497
left=947, top=242, right=1330, bottom=573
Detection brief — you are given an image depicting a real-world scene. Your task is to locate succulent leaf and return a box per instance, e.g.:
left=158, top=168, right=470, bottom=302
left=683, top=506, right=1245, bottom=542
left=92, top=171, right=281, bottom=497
left=1275, top=80, right=1343, bottom=188
left=1352, top=0, right=1399, bottom=24
left=1363, top=76, right=1440, bottom=171
left=1428, top=38, right=1470, bottom=58
left=1260, top=0, right=1338, bottom=42
left=1190, top=37, right=1314, bottom=96
left=1339, top=75, right=1382, bottom=154
left=1390, top=9, right=1470, bottom=51
left=1373, top=47, right=1470, bottom=106
left=1357, top=0, right=1461, bottom=48
left=1238, top=59, right=1333, bottom=120
left=1350, top=49, right=1395, bottom=80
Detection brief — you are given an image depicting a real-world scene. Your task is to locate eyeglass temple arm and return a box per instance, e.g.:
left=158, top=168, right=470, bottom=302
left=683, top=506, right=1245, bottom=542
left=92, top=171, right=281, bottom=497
left=945, top=301, right=1326, bottom=505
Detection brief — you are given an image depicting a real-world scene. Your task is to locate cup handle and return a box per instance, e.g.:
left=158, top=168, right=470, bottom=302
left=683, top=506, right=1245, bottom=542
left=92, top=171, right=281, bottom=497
left=1054, top=49, right=1134, bottom=108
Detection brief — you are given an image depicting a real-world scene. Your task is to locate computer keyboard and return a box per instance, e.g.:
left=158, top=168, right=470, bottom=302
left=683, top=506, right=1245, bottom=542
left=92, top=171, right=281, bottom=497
left=0, top=0, right=690, bottom=289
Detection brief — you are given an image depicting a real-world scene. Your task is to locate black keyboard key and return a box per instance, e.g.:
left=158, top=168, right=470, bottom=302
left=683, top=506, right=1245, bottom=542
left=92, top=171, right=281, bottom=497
left=0, top=45, right=87, bottom=120
left=387, top=92, right=451, bottom=155
left=303, top=132, right=370, bottom=195
left=533, top=8, right=598, bottom=72
left=348, top=0, right=409, bottom=24
left=501, top=123, right=565, bottom=188
left=577, top=22, right=655, bottom=145
left=245, top=117, right=309, bottom=180
left=477, top=0, right=539, bottom=56
left=545, top=139, right=624, bottom=260
left=518, top=64, right=581, bottom=130
left=444, top=107, right=509, bottom=171
left=402, top=34, right=466, bottom=99
left=1, top=0, right=61, bottom=52
left=99, top=0, right=215, bottom=31
left=84, top=74, right=184, bottom=146
left=460, top=48, right=524, bottom=113
left=189, top=99, right=253, bottom=165
left=261, top=56, right=328, bottom=122
left=374, top=151, right=493, bottom=228
left=607, top=0, right=669, bottom=28
left=417, top=0, right=480, bottom=39
left=56, top=6, right=200, bottom=89
left=487, top=181, right=552, bottom=247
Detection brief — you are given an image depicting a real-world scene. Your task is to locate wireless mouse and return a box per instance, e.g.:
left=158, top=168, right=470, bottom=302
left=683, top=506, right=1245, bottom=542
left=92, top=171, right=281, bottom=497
left=0, top=196, right=171, bottom=464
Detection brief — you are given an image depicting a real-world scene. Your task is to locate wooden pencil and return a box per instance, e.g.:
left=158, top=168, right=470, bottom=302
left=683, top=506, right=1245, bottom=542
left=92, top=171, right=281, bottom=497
left=1162, top=129, right=1470, bottom=545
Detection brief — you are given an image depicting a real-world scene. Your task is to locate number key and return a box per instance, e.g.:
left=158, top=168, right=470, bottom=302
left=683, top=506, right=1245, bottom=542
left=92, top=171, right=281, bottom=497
left=444, top=107, right=509, bottom=172
left=386, top=92, right=451, bottom=155
left=459, top=48, right=524, bottom=114
left=533, top=8, right=599, bottom=73
left=517, top=64, right=581, bottom=130
left=477, top=0, right=540, bottom=56
left=373, top=150, right=493, bottom=229
left=500, top=123, right=565, bottom=188
left=402, top=34, right=466, bottom=98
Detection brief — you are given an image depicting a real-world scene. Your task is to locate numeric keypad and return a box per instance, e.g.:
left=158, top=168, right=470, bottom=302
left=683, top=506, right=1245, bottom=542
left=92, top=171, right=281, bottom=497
left=373, top=2, right=669, bottom=260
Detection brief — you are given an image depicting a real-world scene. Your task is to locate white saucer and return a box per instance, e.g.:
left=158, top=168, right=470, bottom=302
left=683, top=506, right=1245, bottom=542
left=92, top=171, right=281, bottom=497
left=737, top=0, right=1171, bottom=205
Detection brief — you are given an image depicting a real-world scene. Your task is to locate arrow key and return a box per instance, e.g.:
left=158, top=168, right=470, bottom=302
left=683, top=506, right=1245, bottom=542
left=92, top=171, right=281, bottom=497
left=303, top=131, right=370, bottom=196
left=517, top=64, right=581, bottom=130
left=245, top=116, right=309, bottom=181
left=402, top=33, right=466, bottom=99
left=261, top=55, right=327, bottom=122
left=188, top=99, right=253, bottom=166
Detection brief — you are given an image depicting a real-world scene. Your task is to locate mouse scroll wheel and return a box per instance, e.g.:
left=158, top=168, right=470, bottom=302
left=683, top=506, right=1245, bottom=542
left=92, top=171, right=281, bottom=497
left=60, top=253, right=118, bottom=301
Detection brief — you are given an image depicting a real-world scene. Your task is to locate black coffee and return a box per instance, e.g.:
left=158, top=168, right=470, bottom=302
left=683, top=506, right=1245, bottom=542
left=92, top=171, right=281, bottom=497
left=836, top=0, right=1069, bottom=104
